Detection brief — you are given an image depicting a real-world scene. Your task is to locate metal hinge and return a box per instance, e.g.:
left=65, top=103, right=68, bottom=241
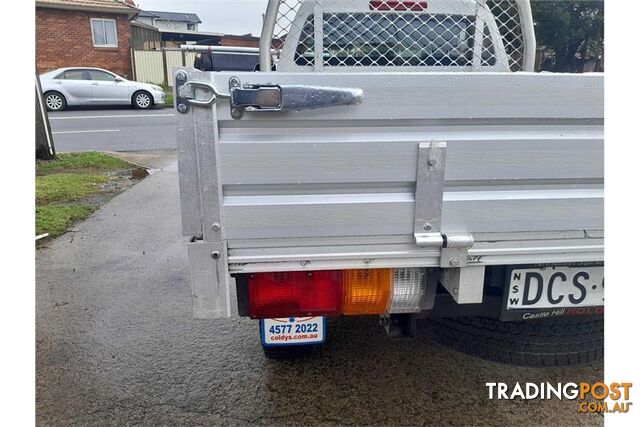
left=440, top=234, right=474, bottom=268
left=175, top=75, right=364, bottom=119
left=412, top=141, right=476, bottom=268
left=439, top=234, right=483, bottom=304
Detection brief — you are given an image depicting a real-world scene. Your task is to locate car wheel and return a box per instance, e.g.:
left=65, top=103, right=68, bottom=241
left=133, top=91, right=153, bottom=109
left=422, top=316, right=603, bottom=367
left=44, top=91, right=66, bottom=111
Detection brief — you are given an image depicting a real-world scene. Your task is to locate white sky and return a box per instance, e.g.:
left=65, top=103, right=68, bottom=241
left=136, top=0, right=269, bottom=35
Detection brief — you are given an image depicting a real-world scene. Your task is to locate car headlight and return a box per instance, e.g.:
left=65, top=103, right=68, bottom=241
left=150, top=85, right=163, bottom=92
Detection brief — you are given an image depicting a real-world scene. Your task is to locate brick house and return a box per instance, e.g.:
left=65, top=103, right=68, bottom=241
left=36, top=0, right=139, bottom=78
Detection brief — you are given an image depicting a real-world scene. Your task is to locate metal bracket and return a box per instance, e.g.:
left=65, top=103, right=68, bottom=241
left=439, top=234, right=482, bottom=304
left=414, top=142, right=447, bottom=247
left=188, top=240, right=231, bottom=318
left=176, top=78, right=227, bottom=113
left=440, top=266, right=486, bottom=304
left=174, top=70, right=190, bottom=113
left=380, top=314, right=417, bottom=338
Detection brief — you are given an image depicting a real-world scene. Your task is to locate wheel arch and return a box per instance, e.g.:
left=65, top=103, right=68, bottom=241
left=43, top=90, right=68, bottom=110
left=43, top=89, right=67, bottom=101
left=131, top=89, right=154, bottom=107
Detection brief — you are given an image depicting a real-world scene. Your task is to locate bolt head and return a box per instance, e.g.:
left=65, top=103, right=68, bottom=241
left=423, top=223, right=432, bottom=231
left=230, top=107, right=244, bottom=120
left=177, top=103, right=188, bottom=113
left=211, top=223, right=220, bottom=231
left=211, top=251, right=220, bottom=260
left=449, top=258, right=460, bottom=267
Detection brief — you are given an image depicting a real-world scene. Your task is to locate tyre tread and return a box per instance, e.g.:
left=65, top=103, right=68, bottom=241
left=423, top=316, right=603, bottom=367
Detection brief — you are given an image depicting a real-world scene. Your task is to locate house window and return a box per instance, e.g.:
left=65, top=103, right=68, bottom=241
left=187, top=23, right=195, bottom=30
left=90, top=18, right=118, bottom=47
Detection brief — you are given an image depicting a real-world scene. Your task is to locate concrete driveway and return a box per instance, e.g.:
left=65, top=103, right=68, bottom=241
left=36, top=155, right=603, bottom=426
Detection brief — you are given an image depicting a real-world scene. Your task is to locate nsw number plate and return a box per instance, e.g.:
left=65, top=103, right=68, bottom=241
left=505, top=265, right=604, bottom=314
left=260, top=317, right=325, bottom=347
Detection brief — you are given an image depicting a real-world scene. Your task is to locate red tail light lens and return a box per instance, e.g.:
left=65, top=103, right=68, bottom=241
left=370, top=1, right=428, bottom=11
left=247, top=268, right=426, bottom=319
left=248, top=271, right=342, bottom=318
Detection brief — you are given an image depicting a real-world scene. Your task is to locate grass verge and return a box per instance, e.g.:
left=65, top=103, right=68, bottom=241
left=36, top=152, right=139, bottom=239
left=37, top=152, right=131, bottom=175
left=36, top=205, right=97, bottom=237
left=36, top=173, right=108, bottom=205
left=164, top=89, right=174, bottom=107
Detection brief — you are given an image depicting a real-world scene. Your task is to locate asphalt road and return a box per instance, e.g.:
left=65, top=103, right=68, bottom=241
left=48, top=107, right=176, bottom=152
left=36, top=155, right=604, bottom=426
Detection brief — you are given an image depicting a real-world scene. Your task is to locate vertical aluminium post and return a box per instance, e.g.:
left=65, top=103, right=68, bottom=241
left=175, top=68, right=231, bottom=319
left=259, top=0, right=280, bottom=72
left=517, top=0, right=536, bottom=71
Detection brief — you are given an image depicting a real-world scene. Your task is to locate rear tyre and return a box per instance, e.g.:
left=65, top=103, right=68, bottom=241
left=132, top=91, right=153, bottom=109
left=44, top=91, right=66, bottom=111
left=423, top=316, right=603, bottom=367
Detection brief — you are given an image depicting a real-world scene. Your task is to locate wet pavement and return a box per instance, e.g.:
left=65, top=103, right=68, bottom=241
left=36, top=155, right=603, bottom=426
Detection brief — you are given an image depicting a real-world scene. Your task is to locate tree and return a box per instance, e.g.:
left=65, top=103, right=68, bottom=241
left=531, top=0, right=604, bottom=72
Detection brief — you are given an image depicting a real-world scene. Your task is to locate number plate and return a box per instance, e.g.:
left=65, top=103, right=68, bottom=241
left=260, top=317, right=325, bottom=347
left=501, top=265, right=604, bottom=321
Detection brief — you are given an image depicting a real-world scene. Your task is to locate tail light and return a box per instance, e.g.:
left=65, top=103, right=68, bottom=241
left=370, top=1, right=428, bottom=11
left=389, top=268, right=425, bottom=313
left=342, top=269, right=392, bottom=315
left=247, top=268, right=425, bottom=318
left=248, top=271, right=342, bottom=318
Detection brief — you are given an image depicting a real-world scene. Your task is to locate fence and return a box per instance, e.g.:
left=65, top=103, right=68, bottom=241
left=131, top=48, right=197, bottom=87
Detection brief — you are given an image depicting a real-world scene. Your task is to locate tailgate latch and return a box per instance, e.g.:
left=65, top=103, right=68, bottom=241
left=176, top=76, right=364, bottom=119
left=228, top=77, right=364, bottom=119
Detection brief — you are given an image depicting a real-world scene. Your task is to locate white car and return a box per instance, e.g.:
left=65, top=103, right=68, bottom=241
left=39, top=67, right=166, bottom=111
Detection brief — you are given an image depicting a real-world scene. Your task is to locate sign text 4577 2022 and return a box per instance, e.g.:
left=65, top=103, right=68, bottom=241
left=260, top=317, right=325, bottom=347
